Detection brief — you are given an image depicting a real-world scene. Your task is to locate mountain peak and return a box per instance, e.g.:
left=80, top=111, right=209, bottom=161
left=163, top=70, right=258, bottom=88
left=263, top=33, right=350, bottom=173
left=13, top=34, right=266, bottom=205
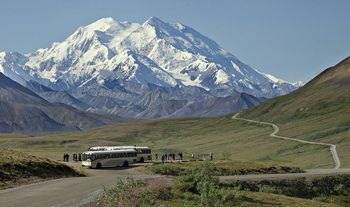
left=86, top=17, right=120, bottom=32
left=145, top=17, right=164, bottom=25
left=0, top=17, right=300, bottom=97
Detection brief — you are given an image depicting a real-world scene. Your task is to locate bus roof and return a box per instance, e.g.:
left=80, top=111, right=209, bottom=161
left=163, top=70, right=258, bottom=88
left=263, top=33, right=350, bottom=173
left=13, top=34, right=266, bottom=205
left=83, top=149, right=137, bottom=154
left=89, top=146, right=150, bottom=151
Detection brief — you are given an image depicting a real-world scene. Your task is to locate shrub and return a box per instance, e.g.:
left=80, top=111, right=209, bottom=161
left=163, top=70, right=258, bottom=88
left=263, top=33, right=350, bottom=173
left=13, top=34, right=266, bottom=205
left=174, top=161, right=246, bottom=206
left=98, top=175, right=171, bottom=207
left=312, top=196, right=330, bottom=203
left=225, top=174, right=350, bottom=200
left=258, top=184, right=282, bottom=194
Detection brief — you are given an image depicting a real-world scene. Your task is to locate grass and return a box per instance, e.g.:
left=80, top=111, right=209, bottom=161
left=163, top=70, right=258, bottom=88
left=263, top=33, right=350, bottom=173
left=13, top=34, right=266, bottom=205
left=0, top=149, right=85, bottom=190
left=0, top=113, right=336, bottom=169
left=239, top=82, right=350, bottom=168
left=224, top=173, right=350, bottom=206
left=242, top=192, right=339, bottom=207
left=145, top=160, right=304, bottom=176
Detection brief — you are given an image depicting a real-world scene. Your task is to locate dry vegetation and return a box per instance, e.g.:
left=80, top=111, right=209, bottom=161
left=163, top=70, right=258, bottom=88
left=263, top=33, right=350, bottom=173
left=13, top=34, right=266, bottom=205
left=0, top=149, right=85, bottom=190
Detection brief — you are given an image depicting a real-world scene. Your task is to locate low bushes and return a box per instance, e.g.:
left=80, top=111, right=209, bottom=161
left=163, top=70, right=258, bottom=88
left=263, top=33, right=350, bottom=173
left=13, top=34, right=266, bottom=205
left=224, top=174, right=350, bottom=203
left=146, top=160, right=304, bottom=176
left=95, top=162, right=247, bottom=207
left=97, top=176, right=171, bottom=207
left=172, top=161, right=246, bottom=206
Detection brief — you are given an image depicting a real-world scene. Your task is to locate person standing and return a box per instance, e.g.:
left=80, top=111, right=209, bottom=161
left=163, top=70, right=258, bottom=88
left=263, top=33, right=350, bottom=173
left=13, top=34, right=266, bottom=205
left=172, top=153, right=175, bottom=161
left=161, top=155, right=164, bottom=164
left=192, top=152, right=195, bottom=160
left=155, top=153, right=158, bottom=161
left=165, top=154, right=167, bottom=161
left=203, top=154, right=205, bottom=160
left=210, top=152, right=213, bottom=160
left=67, top=153, right=69, bottom=162
left=178, top=152, right=181, bottom=160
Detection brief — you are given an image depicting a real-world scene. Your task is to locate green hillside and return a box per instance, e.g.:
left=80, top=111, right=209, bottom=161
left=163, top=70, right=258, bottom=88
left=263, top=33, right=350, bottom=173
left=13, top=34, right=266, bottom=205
left=240, top=56, right=350, bottom=167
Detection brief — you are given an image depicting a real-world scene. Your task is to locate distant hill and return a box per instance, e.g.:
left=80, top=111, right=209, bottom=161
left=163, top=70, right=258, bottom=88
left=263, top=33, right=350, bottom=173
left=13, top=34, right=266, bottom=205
left=238, top=56, right=350, bottom=167
left=135, top=93, right=267, bottom=119
left=240, top=56, right=350, bottom=123
left=0, top=73, right=136, bottom=135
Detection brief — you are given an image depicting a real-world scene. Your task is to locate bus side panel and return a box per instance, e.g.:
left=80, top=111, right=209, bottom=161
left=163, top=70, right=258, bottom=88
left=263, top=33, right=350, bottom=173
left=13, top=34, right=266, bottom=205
left=91, top=157, right=137, bottom=168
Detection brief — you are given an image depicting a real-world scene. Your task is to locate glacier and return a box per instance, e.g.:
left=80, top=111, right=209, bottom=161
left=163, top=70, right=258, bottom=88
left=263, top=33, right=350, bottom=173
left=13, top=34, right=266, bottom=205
left=0, top=16, right=301, bottom=98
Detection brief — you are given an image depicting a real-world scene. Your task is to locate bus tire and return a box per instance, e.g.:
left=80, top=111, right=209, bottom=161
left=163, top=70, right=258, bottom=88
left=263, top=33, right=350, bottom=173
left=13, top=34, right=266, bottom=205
left=140, top=157, right=145, bottom=163
left=96, top=163, right=102, bottom=169
left=123, top=161, right=129, bottom=167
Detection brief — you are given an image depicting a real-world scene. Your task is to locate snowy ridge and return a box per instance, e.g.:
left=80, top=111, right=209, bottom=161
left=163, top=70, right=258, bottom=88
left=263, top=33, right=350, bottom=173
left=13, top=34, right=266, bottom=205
left=0, top=17, right=300, bottom=97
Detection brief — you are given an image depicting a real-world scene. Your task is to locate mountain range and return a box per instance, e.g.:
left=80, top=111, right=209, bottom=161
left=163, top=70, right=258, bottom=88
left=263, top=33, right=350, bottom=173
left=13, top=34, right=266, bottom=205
left=0, top=17, right=302, bottom=124
left=0, top=72, right=135, bottom=135
left=0, top=17, right=301, bottom=94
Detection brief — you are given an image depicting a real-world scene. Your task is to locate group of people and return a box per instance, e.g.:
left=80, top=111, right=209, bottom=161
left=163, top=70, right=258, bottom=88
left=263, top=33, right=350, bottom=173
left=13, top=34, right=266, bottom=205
left=155, top=152, right=213, bottom=164
left=154, top=152, right=184, bottom=164
left=63, top=152, right=81, bottom=162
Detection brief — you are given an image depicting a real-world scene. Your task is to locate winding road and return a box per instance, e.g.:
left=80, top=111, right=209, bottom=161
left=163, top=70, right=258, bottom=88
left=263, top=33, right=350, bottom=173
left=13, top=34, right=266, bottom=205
left=232, top=113, right=342, bottom=169
left=0, top=114, right=348, bottom=207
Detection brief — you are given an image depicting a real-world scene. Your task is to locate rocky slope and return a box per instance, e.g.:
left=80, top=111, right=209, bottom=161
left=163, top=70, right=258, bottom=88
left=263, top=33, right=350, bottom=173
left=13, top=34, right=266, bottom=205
left=0, top=73, right=135, bottom=135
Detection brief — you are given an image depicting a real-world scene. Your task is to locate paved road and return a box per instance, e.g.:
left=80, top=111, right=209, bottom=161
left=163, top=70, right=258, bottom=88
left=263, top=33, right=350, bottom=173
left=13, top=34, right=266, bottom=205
left=0, top=163, right=161, bottom=207
left=232, top=113, right=342, bottom=169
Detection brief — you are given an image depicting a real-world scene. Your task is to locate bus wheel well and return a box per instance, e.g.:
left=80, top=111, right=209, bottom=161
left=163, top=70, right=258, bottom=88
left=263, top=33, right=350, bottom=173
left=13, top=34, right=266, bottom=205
left=140, top=157, right=145, bottom=163
left=96, top=163, right=102, bottom=169
left=123, top=161, right=129, bottom=167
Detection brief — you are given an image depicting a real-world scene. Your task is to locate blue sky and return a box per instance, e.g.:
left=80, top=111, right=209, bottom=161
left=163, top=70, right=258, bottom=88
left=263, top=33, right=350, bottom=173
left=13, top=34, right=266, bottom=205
left=1, top=0, right=349, bottom=83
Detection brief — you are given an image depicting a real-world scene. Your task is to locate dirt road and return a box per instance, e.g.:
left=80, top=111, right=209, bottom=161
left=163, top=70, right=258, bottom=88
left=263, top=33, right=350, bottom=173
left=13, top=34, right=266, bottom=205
left=232, top=113, right=342, bottom=169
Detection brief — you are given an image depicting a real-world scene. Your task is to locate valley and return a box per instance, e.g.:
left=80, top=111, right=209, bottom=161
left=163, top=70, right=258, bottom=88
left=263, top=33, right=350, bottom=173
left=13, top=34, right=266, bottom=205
left=0, top=112, right=337, bottom=169
left=0, top=14, right=349, bottom=206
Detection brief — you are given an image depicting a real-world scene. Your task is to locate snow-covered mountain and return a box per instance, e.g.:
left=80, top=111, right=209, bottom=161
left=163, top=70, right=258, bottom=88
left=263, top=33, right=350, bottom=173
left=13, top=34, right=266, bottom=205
left=0, top=17, right=301, bottom=97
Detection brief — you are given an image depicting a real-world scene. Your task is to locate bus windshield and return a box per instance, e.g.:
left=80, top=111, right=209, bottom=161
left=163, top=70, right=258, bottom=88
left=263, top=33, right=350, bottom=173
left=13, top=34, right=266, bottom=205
left=82, top=153, right=95, bottom=162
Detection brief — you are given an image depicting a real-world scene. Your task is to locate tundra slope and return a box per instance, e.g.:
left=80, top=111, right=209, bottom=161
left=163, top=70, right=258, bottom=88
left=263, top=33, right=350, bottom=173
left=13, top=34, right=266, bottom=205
left=238, top=56, right=350, bottom=168
left=232, top=113, right=341, bottom=169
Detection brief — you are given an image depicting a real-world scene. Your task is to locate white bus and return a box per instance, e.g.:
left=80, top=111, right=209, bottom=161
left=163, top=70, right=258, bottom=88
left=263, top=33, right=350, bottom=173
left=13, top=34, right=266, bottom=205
left=88, top=146, right=152, bottom=163
left=81, top=148, right=137, bottom=169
